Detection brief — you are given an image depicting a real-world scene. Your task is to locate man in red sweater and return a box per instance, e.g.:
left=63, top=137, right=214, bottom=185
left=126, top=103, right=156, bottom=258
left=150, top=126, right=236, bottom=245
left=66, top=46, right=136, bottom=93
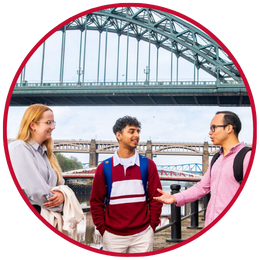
left=90, top=116, right=162, bottom=253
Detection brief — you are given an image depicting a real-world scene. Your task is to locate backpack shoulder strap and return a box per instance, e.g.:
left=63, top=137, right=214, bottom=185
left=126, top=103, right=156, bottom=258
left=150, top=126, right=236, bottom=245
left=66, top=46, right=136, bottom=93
left=102, top=157, right=113, bottom=204
left=233, top=146, right=251, bottom=184
left=210, top=151, right=221, bottom=176
left=139, top=154, right=149, bottom=198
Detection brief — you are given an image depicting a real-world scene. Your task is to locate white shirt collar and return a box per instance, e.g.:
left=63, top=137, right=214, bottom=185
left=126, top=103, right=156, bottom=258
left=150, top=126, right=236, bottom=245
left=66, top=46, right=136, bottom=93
left=113, top=148, right=140, bottom=167
left=28, top=139, right=47, bottom=155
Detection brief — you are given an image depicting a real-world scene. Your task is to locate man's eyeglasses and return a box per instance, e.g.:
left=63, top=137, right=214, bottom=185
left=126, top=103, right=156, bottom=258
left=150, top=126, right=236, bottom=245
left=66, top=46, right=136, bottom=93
left=36, top=120, right=56, bottom=126
left=210, top=124, right=227, bottom=132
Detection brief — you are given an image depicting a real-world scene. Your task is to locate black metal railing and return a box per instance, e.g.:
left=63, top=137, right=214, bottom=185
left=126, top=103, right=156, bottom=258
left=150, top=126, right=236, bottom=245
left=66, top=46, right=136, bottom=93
left=155, top=184, right=209, bottom=242
left=79, top=183, right=210, bottom=244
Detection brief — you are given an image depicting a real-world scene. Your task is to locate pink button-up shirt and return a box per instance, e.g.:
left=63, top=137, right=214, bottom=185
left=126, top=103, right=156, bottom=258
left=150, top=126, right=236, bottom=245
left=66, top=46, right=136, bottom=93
left=174, top=142, right=251, bottom=226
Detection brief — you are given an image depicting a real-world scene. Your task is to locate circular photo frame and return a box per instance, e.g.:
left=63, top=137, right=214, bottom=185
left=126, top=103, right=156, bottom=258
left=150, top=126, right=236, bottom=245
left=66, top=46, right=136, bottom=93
left=0, top=0, right=259, bottom=259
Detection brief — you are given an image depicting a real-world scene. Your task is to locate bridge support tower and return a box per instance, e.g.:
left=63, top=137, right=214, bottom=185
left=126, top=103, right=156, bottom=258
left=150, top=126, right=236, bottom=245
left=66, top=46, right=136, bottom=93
left=202, top=141, right=209, bottom=175
left=89, top=139, right=98, bottom=168
left=145, top=140, right=153, bottom=159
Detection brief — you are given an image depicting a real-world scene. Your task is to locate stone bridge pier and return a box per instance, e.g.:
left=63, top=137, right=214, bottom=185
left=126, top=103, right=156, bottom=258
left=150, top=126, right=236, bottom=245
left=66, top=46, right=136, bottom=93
left=89, top=139, right=98, bottom=168
left=202, top=141, right=209, bottom=175
left=145, top=140, right=153, bottom=159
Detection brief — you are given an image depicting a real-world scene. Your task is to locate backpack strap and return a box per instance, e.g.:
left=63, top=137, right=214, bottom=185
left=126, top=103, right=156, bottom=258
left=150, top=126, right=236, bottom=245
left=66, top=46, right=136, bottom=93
left=210, top=151, right=221, bottom=176
left=139, top=154, right=149, bottom=198
left=233, top=146, right=251, bottom=184
left=210, top=147, right=251, bottom=184
left=102, top=157, right=112, bottom=206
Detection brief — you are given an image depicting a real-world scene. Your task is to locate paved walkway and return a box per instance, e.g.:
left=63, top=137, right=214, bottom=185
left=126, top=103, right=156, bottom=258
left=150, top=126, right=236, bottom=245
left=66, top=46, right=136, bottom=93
left=153, top=216, right=205, bottom=251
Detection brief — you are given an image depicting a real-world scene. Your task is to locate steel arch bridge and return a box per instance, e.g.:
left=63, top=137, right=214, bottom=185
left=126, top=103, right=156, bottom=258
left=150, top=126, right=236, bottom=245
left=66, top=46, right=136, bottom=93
left=11, top=6, right=249, bottom=106
left=81, top=162, right=203, bottom=174
left=66, top=7, right=240, bottom=81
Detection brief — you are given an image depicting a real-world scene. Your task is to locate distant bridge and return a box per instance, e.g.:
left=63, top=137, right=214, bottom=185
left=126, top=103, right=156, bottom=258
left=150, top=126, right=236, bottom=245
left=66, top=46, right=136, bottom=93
left=53, top=139, right=220, bottom=155
left=53, top=139, right=221, bottom=174
left=62, top=167, right=202, bottom=182
left=53, top=139, right=251, bottom=175
left=82, top=162, right=203, bottom=174
left=157, top=163, right=203, bottom=174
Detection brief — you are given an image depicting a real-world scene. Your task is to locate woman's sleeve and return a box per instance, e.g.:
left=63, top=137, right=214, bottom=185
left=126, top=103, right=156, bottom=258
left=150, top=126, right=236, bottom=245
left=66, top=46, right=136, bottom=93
left=9, top=143, right=63, bottom=212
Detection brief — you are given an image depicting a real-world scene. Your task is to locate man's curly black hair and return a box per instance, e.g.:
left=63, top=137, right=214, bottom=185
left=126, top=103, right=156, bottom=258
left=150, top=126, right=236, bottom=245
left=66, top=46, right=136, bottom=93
left=112, top=116, right=141, bottom=137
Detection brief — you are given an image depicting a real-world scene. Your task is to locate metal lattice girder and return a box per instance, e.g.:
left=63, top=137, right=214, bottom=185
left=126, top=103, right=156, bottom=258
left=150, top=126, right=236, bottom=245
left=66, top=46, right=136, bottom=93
left=60, top=7, right=241, bottom=82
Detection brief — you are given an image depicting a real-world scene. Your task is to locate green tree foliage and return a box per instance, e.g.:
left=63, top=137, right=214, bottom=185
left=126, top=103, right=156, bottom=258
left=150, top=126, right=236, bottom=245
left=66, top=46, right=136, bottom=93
left=55, top=153, right=83, bottom=172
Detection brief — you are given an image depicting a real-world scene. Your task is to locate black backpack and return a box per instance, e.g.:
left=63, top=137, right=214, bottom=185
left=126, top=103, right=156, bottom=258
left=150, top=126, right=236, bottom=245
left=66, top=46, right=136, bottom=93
left=210, top=146, right=251, bottom=184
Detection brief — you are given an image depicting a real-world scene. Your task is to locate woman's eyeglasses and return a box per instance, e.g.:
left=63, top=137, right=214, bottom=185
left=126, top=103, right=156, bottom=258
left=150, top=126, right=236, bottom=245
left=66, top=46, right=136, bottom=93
left=35, top=120, right=56, bottom=126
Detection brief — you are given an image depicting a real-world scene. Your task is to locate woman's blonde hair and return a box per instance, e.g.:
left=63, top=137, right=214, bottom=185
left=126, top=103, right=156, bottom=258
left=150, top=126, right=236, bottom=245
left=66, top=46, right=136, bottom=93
left=16, top=104, right=63, bottom=184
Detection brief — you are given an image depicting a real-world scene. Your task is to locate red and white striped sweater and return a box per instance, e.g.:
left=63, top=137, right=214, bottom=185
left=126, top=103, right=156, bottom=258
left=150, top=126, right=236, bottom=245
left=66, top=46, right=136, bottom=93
left=90, top=156, right=162, bottom=236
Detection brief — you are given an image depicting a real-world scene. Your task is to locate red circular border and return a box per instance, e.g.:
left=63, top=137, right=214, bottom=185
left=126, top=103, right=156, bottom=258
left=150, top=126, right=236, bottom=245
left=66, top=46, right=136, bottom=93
left=2, top=2, right=257, bottom=257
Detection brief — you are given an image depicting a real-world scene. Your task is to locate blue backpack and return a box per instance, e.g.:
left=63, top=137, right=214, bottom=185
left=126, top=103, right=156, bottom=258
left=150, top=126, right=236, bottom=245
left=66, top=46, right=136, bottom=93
left=102, top=154, right=149, bottom=205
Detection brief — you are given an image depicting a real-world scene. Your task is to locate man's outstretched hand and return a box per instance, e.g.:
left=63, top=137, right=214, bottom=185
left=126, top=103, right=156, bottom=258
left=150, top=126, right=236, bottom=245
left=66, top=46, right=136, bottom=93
left=153, top=188, right=177, bottom=204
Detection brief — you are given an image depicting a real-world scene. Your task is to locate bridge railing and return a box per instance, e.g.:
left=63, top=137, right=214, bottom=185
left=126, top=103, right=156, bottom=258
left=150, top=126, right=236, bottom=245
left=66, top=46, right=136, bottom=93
left=15, top=80, right=244, bottom=88
left=80, top=183, right=206, bottom=245
left=52, top=139, right=221, bottom=146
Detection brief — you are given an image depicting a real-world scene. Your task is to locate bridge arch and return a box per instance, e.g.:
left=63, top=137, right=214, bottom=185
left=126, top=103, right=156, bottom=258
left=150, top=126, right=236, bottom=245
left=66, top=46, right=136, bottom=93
left=152, top=144, right=203, bottom=155
left=60, top=6, right=240, bottom=82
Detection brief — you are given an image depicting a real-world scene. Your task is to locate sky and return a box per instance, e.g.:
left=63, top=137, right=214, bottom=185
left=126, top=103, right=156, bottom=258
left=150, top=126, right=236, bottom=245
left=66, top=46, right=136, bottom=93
left=6, top=7, right=254, bottom=166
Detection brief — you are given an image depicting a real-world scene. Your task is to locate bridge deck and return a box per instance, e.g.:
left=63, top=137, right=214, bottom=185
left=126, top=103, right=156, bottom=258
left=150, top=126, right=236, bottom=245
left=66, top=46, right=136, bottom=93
left=11, top=81, right=249, bottom=106
left=52, top=140, right=222, bottom=156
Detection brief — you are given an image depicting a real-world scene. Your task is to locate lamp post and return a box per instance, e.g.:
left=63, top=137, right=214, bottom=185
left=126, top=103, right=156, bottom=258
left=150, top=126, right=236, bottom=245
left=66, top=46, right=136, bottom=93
left=77, top=67, right=83, bottom=85
left=144, top=66, right=150, bottom=86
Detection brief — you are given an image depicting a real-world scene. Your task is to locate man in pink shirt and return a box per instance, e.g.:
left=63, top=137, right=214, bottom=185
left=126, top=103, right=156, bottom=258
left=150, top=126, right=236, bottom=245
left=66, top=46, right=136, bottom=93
left=154, top=111, right=251, bottom=226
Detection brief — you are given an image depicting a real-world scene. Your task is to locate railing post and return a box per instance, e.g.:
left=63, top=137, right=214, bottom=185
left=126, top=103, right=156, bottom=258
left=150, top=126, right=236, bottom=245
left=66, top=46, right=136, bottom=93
left=166, top=184, right=185, bottom=243
left=187, top=200, right=202, bottom=229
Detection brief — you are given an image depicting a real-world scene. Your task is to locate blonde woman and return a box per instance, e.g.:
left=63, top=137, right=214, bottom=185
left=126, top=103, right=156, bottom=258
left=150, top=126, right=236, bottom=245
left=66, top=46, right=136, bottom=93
left=8, top=104, right=64, bottom=214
